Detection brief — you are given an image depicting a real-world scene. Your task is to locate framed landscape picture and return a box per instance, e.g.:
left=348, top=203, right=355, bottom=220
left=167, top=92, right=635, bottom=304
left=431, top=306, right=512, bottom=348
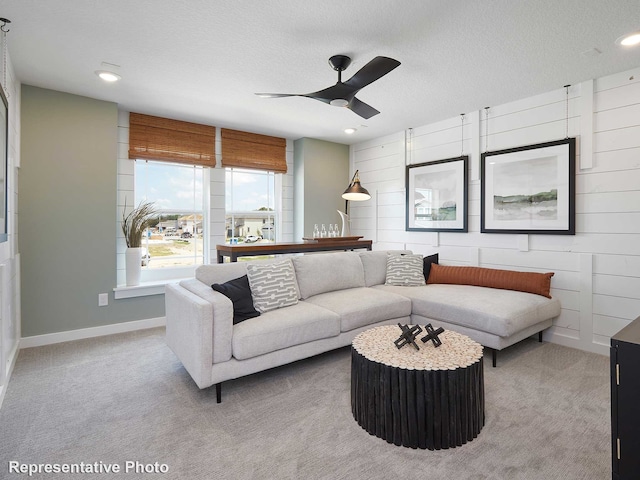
left=481, top=138, right=576, bottom=235
left=406, top=156, right=468, bottom=232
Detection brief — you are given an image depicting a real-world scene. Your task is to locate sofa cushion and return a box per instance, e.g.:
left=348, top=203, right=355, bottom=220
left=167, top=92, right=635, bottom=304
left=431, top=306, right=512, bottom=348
left=211, top=275, right=260, bottom=325
left=385, top=254, right=426, bottom=286
left=292, top=252, right=365, bottom=300
left=423, top=253, right=439, bottom=281
left=232, top=302, right=340, bottom=360
left=375, top=283, right=561, bottom=337
left=427, top=264, right=554, bottom=298
left=304, top=287, right=412, bottom=332
left=196, top=262, right=248, bottom=286
left=246, top=259, right=299, bottom=313
left=195, top=256, right=286, bottom=287
left=359, top=250, right=411, bottom=287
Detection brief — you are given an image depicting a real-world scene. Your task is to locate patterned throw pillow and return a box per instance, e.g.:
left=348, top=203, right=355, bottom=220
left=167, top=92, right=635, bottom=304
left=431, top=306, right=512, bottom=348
left=385, top=254, right=426, bottom=286
left=246, top=260, right=299, bottom=313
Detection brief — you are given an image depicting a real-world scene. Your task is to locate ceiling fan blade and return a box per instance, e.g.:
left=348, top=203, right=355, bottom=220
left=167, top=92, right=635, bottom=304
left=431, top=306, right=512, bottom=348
left=344, top=56, right=401, bottom=90
left=306, top=83, right=355, bottom=102
left=348, top=97, right=380, bottom=119
left=255, top=93, right=300, bottom=98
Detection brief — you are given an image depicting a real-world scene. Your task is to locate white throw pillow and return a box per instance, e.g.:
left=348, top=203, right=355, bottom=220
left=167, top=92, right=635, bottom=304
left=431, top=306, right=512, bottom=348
left=246, top=259, right=299, bottom=313
left=385, top=254, right=426, bottom=286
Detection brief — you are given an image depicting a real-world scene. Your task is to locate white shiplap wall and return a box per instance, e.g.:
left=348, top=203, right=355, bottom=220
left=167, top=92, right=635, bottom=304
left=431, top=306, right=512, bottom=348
left=350, top=66, right=640, bottom=356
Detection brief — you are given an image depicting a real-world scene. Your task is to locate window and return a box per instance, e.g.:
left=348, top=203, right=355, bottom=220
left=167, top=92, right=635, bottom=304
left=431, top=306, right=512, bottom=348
left=135, top=160, right=206, bottom=271
left=225, top=168, right=276, bottom=244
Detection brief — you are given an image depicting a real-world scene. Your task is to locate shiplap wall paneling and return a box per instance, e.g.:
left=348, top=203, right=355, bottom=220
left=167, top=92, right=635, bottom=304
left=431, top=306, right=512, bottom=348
left=280, top=142, right=294, bottom=242
left=350, top=70, right=640, bottom=355
left=588, top=68, right=640, bottom=348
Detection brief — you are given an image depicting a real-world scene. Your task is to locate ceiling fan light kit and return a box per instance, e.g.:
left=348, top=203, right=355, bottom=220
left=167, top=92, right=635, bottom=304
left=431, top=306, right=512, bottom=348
left=256, top=54, right=401, bottom=119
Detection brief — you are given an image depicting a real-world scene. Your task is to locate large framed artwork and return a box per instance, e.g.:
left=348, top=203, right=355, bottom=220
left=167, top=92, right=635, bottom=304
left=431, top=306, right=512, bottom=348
left=481, top=138, right=576, bottom=235
left=0, top=86, right=7, bottom=243
left=406, top=156, right=468, bottom=232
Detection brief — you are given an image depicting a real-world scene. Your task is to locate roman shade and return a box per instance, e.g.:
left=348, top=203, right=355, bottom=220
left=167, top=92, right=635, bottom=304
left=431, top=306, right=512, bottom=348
left=128, top=112, right=216, bottom=167
left=221, top=128, right=287, bottom=173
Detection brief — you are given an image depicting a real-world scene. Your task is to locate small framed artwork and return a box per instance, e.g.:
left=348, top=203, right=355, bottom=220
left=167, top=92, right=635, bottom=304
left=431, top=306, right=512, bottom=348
left=481, top=138, right=576, bottom=235
left=406, top=156, right=468, bottom=232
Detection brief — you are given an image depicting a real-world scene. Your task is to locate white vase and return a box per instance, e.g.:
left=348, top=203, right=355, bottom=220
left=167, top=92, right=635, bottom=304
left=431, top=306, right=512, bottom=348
left=337, top=210, right=351, bottom=237
left=125, top=247, right=142, bottom=286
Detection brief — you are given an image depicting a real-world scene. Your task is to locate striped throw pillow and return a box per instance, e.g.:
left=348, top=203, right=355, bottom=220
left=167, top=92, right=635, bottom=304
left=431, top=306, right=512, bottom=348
left=385, top=254, right=426, bottom=286
left=246, top=260, right=299, bottom=313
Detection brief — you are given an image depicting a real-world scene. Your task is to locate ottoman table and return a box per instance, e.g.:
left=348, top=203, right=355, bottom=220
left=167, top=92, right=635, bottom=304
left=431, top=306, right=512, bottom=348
left=351, top=325, right=485, bottom=449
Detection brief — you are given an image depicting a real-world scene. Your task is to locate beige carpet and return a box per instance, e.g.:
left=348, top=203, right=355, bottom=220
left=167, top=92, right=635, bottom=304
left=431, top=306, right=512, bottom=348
left=0, top=328, right=610, bottom=479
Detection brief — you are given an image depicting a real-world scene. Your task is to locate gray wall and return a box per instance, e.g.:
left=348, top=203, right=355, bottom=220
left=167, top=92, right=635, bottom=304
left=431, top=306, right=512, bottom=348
left=293, top=138, right=349, bottom=239
left=20, top=86, right=165, bottom=337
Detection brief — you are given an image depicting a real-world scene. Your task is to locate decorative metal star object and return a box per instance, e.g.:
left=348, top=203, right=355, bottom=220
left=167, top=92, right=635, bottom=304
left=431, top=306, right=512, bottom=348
left=394, top=323, right=423, bottom=350
left=421, top=323, right=445, bottom=347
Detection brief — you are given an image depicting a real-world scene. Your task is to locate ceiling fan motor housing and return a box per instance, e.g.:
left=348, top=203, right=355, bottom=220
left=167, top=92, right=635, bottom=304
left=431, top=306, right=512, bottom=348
left=328, top=55, right=352, bottom=72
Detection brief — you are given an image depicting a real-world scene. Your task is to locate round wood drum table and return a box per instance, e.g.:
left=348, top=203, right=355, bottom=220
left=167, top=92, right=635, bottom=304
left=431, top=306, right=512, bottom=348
left=351, top=325, right=485, bottom=449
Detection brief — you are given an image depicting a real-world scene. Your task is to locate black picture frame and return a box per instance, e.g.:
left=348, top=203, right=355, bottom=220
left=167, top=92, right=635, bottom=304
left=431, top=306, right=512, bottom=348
left=406, top=156, right=468, bottom=232
left=480, top=138, right=576, bottom=235
left=0, top=87, right=7, bottom=243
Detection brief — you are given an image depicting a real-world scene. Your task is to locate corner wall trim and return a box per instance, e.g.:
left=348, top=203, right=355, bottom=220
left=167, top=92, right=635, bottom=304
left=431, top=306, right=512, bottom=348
left=20, top=317, right=166, bottom=349
left=0, top=342, right=19, bottom=410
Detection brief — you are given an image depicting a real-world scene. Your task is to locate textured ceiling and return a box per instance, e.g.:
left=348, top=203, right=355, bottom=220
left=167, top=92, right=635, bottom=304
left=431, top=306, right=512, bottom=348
left=3, top=0, right=640, bottom=144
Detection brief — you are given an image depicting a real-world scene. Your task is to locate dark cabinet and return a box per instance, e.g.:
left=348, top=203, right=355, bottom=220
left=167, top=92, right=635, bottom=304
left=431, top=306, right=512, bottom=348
left=611, top=316, right=640, bottom=480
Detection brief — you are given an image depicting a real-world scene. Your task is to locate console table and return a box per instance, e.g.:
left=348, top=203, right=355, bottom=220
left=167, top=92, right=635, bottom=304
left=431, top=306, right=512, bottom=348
left=216, top=239, right=373, bottom=263
left=351, top=325, right=485, bottom=450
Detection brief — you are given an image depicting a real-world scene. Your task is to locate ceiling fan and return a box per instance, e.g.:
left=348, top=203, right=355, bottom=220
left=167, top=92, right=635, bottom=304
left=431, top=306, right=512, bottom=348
left=256, top=55, right=401, bottom=119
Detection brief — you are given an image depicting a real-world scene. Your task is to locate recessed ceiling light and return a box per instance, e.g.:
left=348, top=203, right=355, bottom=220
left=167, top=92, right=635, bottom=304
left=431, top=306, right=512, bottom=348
left=617, top=31, right=640, bottom=46
left=95, top=70, right=121, bottom=82
left=344, top=128, right=357, bottom=134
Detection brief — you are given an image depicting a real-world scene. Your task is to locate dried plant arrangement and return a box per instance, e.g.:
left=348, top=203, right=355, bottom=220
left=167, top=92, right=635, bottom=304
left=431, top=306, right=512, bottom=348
left=121, top=200, right=158, bottom=248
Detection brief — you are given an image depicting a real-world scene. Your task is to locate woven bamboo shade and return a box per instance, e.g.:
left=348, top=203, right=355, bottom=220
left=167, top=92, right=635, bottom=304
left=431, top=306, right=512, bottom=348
left=128, top=113, right=216, bottom=167
left=221, top=128, right=287, bottom=173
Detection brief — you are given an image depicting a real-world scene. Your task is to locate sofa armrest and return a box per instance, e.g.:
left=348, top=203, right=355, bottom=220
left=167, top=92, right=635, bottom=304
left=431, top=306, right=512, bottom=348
left=165, top=282, right=233, bottom=389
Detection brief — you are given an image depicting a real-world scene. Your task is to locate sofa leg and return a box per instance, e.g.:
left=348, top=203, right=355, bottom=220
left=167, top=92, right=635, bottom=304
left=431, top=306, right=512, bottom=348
left=216, top=383, right=222, bottom=403
left=492, top=349, right=497, bottom=368
left=538, top=331, right=543, bottom=342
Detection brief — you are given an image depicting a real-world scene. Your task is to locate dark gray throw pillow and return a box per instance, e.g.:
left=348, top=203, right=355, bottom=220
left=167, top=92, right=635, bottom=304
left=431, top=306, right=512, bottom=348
left=423, top=253, right=439, bottom=282
left=212, top=275, right=260, bottom=325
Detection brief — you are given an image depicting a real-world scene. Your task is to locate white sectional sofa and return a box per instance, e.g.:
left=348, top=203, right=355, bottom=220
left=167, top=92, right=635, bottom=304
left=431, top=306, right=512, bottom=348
left=165, top=250, right=561, bottom=402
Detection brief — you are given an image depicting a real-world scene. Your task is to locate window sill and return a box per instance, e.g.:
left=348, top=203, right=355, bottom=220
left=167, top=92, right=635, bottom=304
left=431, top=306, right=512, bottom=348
left=113, top=278, right=187, bottom=299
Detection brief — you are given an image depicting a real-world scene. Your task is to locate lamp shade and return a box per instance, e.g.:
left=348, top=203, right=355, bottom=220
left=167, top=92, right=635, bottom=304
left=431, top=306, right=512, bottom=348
left=342, top=170, right=371, bottom=201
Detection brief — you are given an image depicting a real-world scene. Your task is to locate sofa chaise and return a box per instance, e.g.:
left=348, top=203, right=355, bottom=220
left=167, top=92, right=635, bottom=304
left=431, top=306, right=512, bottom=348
left=165, top=250, right=561, bottom=402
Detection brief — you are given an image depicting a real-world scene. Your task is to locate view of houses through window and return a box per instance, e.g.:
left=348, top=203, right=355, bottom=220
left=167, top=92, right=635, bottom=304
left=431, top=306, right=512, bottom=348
left=135, top=160, right=205, bottom=269
left=225, top=168, right=276, bottom=245
left=133, top=163, right=278, bottom=269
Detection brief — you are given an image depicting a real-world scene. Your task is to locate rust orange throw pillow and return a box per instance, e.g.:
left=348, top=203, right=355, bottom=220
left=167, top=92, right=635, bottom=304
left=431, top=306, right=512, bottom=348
left=427, top=264, right=554, bottom=298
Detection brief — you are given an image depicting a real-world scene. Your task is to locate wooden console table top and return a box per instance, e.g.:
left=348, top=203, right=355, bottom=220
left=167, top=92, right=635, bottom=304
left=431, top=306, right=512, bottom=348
left=216, top=239, right=373, bottom=263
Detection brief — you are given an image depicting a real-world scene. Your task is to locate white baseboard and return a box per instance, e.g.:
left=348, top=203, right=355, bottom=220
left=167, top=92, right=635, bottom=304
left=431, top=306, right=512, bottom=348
left=20, top=317, right=166, bottom=349
left=546, top=330, right=609, bottom=357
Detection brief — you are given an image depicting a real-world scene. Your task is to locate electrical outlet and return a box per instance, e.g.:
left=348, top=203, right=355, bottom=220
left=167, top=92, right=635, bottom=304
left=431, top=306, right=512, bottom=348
left=98, top=293, right=108, bottom=307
